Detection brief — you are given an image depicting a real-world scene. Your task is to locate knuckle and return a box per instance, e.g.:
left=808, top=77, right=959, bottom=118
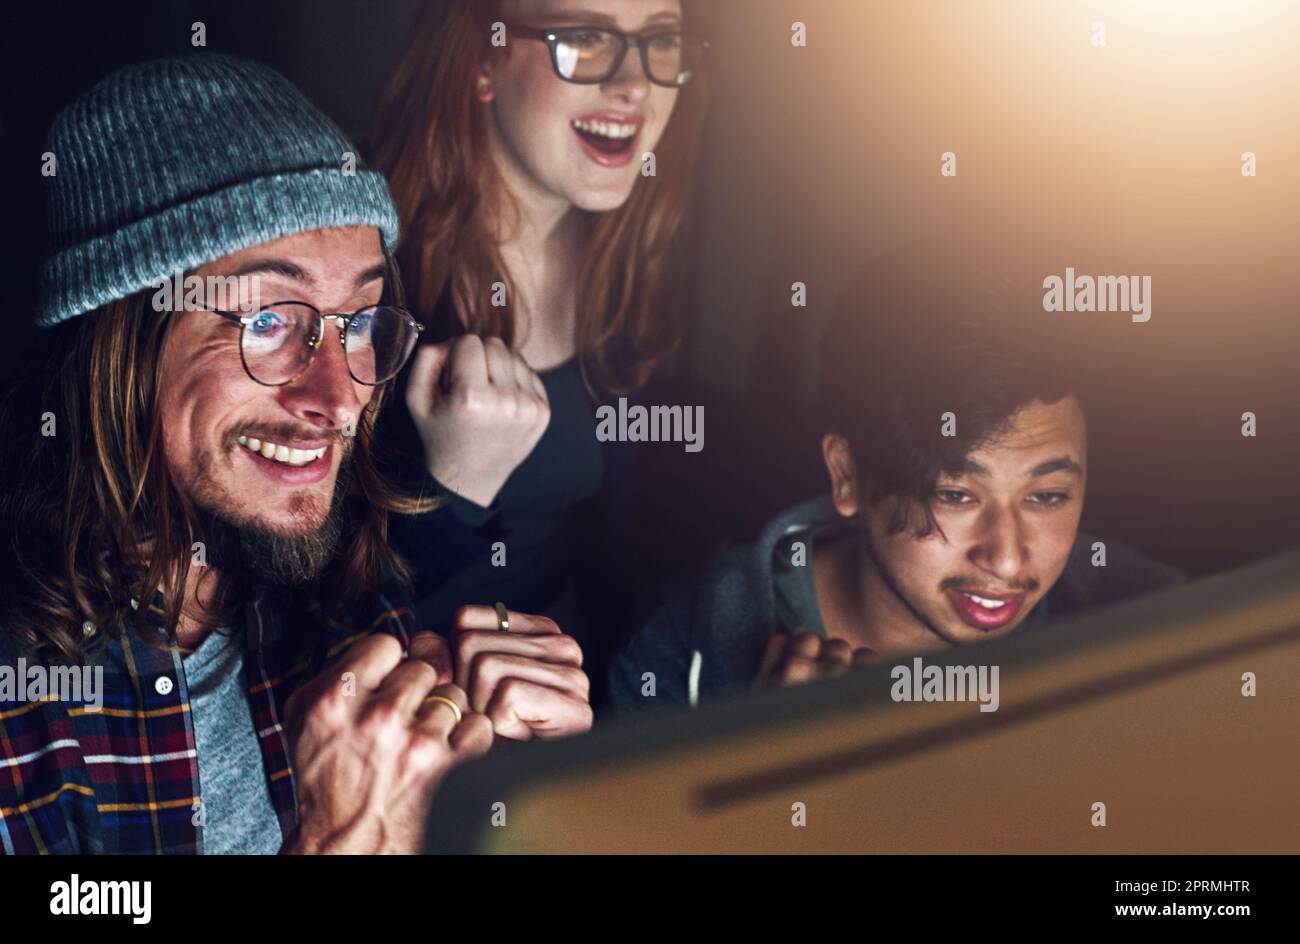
left=452, top=604, right=480, bottom=627
left=457, top=388, right=489, bottom=415
left=469, top=650, right=501, bottom=690
left=407, top=731, right=453, bottom=769
left=439, top=683, right=470, bottom=706
left=453, top=631, right=479, bottom=664
left=496, top=675, right=527, bottom=705
left=306, top=686, right=349, bottom=730
left=408, top=660, right=439, bottom=689
left=564, top=666, right=591, bottom=696
left=359, top=698, right=406, bottom=743
left=526, top=615, right=561, bottom=635
left=455, top=715, right=494, bottom=755
left=362, top=633, right=404, bottom=665
left=409, top=631, right=449, bottom=662
left=552, top=634, right=583, bottom=666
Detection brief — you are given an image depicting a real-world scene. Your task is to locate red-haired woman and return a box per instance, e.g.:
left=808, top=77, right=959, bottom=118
left=369, top=0, right=710, bottom=702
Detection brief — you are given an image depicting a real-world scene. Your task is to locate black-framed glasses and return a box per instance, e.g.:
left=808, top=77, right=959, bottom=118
left=508, top=24, right=707, bottom=87
left=202, top=302, right=424, bottom=387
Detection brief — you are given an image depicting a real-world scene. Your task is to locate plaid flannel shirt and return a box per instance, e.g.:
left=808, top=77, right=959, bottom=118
left=0, top=584, right=417, bottom=854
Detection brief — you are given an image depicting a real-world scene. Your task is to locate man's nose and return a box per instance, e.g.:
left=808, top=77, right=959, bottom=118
left=968, top=504, right=1029, bottom=582
left=277, top=322, right=364, bottom=431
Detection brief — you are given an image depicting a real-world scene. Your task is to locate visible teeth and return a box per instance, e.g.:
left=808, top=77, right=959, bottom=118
left=573, top=118, right=637, bottom=139
left=966, top=593, right=1007, bottom=609
left=238, top=437, right=327, bottom=467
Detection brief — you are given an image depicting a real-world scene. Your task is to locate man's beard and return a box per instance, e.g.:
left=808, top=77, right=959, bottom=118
left=191, top=455, right=353, bottom=590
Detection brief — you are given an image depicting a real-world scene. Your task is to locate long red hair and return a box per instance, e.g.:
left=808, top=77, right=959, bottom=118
left=369, top=0, right=711, bottom=396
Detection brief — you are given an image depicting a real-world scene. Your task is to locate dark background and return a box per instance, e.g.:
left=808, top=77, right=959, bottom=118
left=2, top=0, right=1297, bottom=578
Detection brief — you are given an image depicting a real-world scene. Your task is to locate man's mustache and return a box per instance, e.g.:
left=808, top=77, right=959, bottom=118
left=229, top=423, right=352, bottom=450
left=941, top=576, right=1040, bottom=594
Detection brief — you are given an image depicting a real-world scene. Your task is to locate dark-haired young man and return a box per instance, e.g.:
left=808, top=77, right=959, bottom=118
left=610, top=252, right=1184, bottom=706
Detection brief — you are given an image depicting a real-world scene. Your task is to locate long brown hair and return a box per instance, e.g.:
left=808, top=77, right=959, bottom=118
left=369, top=0, right=711, bottom=396
left=0, top=276, right=433, bottom=665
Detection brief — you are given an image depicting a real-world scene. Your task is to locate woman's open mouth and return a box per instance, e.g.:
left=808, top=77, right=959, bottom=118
left=571, top=114, right=642, bottom=168
left=945, top=588, right=1026, bottom=631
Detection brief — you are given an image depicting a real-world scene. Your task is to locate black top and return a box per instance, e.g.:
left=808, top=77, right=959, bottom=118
left=402, top=356, right=604, bottom=634
left=378, top=290, right=649, bottom=710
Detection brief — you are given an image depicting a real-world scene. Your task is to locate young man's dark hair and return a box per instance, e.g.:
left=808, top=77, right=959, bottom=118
left=818, top=247, right=1075, bottom=538
left=610, top=243, right=1184, bottom=707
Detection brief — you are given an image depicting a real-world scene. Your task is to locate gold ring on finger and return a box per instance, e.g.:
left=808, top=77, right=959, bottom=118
left=421, top=694, right=462, bottom=724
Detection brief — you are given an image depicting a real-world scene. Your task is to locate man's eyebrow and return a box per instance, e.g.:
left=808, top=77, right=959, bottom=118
left=950, top=456, right=1082, bottom=478
left=224, top=258, right=311, bottom=285
left=1028, top=456, right=1083, bottom=478
left=957, top=458, right=990, bottom=478
left=355, top=263, right=387, bottom=289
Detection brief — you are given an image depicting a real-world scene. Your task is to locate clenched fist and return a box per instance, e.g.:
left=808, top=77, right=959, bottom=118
left=281, top=632, right=493, bottom=855
left=452, top=605, right=593, bottom=741
left=405, top=335, right=550, bottom=508
left=755, top=632, right=878, bottom=688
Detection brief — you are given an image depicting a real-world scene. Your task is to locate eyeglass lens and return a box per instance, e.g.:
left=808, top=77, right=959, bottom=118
left=240, top=303, right=415, bottom=385
left=552, top=29, right=693, bottom=85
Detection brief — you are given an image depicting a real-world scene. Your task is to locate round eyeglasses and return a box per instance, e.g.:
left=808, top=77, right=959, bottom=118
left=202, top=302, right=424, bottom=387
left=508, top=24, right=708, bottom=87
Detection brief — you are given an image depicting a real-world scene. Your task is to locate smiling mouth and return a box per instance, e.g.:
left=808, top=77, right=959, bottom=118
left=237, top=435, right=328, bottom=467
left=571, top=116, right=642, bottom=165
left=945, top=588, right=1027, bottom=631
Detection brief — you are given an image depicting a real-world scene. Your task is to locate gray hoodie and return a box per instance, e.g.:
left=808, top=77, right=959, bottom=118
left=610, top=496, right=1186, bottom=709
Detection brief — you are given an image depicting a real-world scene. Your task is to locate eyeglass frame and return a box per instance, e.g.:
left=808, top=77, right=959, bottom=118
left=506, top=23, right=708, bottom=87
left=198, top=301, right=424, bottom=387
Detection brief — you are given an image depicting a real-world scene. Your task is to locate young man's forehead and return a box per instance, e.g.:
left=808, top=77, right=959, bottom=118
left=199, top=227, right=386, bottom=286
left=958, top=397, right=1087, bottom=476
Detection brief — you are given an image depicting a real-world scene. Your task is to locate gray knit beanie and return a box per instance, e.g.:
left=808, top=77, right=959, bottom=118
left=38, top=52, right=400, bottom=327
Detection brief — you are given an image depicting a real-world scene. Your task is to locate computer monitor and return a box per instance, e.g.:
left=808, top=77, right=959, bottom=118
left=427, top=548, right=1300, bottom=853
